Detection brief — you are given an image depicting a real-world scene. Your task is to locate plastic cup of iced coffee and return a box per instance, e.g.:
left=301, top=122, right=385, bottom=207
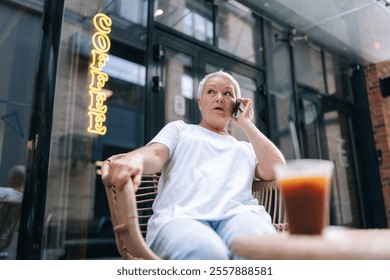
left=274, top=159, right=334, bottom=235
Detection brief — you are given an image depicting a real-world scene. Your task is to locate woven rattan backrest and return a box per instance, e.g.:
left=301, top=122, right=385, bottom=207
left=135, top=176, right=288, bottom=234
left=251, top=180, right=288, bottom=232
left=136, top=174, right=159, bottom=238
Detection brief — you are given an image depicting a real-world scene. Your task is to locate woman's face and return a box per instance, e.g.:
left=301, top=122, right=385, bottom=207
left=198, top=76, right=237, bottom=125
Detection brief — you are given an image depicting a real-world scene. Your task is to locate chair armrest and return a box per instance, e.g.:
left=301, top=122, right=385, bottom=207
left=102, top=158, right=160, bottom=260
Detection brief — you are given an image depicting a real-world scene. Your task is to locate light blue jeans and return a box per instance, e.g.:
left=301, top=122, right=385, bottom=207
left=149, top=211, right=276, bottom=260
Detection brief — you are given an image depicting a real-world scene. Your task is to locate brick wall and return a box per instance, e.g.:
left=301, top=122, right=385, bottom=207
left=365, top=61, right=390, bottom=227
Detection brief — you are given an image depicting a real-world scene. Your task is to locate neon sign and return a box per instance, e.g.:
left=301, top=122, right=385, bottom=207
left=87, top=13, right=112, bottom=135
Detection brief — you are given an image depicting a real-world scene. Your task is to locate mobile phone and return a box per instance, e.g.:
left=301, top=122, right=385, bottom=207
left=232, top=101, right=241, bottom=117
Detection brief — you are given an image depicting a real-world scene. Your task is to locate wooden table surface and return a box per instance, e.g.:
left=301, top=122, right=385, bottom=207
left=231, top=227, right=390, bottom=260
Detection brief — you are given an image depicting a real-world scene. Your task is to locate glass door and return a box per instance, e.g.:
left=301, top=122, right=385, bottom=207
left=152, top=31, right=266, bottom=141
left=160, top=46, right=196, bottom=124
left=297, top=86, right=362, bottom=228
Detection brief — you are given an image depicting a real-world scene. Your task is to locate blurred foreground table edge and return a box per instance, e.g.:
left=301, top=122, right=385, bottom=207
left=231, top=227, right=390, bottom=260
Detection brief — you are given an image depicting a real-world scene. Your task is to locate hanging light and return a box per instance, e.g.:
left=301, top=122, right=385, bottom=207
left=154, top=9, right=164, bottom=17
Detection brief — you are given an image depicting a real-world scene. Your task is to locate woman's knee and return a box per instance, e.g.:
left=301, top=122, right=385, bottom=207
left=151, top=219, right=230, bottom=260
left=217, top=211, right=276, bottom=246
left=171, top=236, right=230, bottom=259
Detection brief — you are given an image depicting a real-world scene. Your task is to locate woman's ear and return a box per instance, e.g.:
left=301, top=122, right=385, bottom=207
left=197, top=96, right=202, bottom=112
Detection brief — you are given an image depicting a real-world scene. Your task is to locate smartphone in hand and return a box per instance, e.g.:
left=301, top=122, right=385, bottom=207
left=232, top=101, right=241, bottom=117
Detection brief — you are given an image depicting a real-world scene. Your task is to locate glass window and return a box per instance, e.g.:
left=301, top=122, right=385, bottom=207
left=325, top=52, right=337, bottom=95
left=324, top=52, right=352, bottom=100
left=0, top=2, right=42, bottom=260
left=155, top=0, right=263, bottom=66
left=41, top=0, right=147, bottom=259
left=324, top=111, right=360, bottom=227
left=154, top=0, right=213, bottom=44
left=164, top=48, right=194, bottom=124
left=265, top=23, right=296, bottom=159
left=105, top=0, right=148, bottom=26
left=295, top=41, right=326, bottom=93
left=216, top=0, right=263, bottom=65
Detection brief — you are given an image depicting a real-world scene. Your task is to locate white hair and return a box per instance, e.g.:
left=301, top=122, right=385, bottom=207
left=8, top=165, right=25, bottom=188
left=197, top=70, right=241, bottom=99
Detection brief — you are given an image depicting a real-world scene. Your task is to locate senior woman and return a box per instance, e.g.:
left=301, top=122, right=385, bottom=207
left=107, top=70, right=285, bottom=259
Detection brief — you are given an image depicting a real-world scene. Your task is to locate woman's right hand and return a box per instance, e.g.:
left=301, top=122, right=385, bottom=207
left=107, top=153, right=144, bottom=190
left=104, top=143, right=169, bottom=191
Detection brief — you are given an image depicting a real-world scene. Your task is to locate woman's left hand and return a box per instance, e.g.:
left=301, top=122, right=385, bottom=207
left=232, top=98, right=254, bottom=126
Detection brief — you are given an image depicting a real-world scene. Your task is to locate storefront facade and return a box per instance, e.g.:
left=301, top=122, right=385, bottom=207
left=1, top=0, right=387, bottom=260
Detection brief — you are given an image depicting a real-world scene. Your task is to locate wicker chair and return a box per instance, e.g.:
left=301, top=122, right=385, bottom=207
left=101, top=154, right=287, bottom=260
left=0, top=200, right=21, bottom=259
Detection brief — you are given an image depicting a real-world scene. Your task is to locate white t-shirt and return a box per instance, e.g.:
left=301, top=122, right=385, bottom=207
left=0, top=187, right=23, bottom=202
left=145, top=120, right=268, bottom=245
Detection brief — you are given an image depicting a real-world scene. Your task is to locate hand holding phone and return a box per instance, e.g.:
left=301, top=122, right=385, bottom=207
left=232, top=101, right=241, bottom=117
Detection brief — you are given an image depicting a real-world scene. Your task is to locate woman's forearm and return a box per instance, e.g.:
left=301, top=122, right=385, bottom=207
left=241, top=120, right=285, bottom=180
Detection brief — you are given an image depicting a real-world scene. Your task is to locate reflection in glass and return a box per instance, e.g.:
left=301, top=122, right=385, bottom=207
left=155, top=0, right=263, bottom=65
left=164, top=48, right=194, bottom=124
left=105, top=0, right=148, bottom=26
left=154, top=0, right=213, bottom=44
left=295, top=41, right=325, bottom=93
left=324, top=52, right=351, bottom=100
left=40, top=0, right=148, bottom=259
left=325, top=52, right=337, bottom=95
left=300, top=98, right=321, bottom=159
left=266, top=23, right=295, bottom=159
left=103, top=55, right=145, bottom=85
left=0, top=2, right=39, bottom=259
left=217, top=0, right=262, bottom=64
left=325, top=111, right=359, bottom=227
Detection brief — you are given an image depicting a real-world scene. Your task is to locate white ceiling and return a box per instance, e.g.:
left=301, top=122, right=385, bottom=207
left=240, top=0, right=390, bottom=65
